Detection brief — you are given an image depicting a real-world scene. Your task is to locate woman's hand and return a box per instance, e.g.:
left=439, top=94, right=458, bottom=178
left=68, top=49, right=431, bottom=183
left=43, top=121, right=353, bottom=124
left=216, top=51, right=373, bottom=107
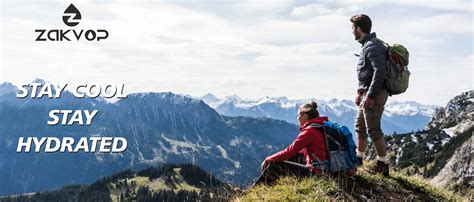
left=260, top=161, right=268, bottom=171
left=261, top=157, right=273, bottom=171
left=305, top=162, right=314, bottom=173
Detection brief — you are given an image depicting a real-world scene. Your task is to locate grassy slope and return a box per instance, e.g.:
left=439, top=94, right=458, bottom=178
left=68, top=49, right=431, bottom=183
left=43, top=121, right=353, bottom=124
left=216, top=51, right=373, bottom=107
left=109, top=168, right=200, bottom=201
left=236, top=162, right=464, bottom=201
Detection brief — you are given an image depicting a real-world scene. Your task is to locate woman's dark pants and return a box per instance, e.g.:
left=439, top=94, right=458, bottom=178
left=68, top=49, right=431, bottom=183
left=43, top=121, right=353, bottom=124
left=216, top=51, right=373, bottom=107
left=254, top=154, right=311, bottom=185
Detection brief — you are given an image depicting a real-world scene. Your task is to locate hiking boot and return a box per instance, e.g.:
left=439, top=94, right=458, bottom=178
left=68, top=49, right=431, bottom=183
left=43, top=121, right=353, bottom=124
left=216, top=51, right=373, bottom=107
left=375, top=160, right=389, bottom=177
left=357, top=157, right=363, bottom=166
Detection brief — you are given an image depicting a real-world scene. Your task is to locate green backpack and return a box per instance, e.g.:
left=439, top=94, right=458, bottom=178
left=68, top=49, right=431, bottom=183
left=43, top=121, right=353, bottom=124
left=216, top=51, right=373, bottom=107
left=376, top=39, right=410, bottom=95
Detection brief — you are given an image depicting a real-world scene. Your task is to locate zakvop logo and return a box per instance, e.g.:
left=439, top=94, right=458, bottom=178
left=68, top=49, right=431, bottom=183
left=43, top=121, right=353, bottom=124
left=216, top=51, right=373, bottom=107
left=35, top=3, right=109, bottom=41
left=62, top=3, right=81, bottom=27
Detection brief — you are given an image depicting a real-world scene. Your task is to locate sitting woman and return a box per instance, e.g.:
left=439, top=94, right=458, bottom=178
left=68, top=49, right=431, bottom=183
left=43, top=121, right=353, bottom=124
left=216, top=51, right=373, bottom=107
left=255, top=101, right=328, bottom=184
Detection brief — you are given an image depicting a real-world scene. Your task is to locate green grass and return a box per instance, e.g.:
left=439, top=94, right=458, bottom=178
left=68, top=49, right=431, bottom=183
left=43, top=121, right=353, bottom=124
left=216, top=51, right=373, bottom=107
left=109, top=168, right=201, bottom=201
left=237, top=175, right=340, bottom=201
left=236, top=162, right=464, bottom=201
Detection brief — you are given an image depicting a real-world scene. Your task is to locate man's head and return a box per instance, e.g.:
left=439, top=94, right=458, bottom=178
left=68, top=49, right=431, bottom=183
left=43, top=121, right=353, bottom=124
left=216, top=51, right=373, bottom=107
left=350, top=14, right=372, bottom=41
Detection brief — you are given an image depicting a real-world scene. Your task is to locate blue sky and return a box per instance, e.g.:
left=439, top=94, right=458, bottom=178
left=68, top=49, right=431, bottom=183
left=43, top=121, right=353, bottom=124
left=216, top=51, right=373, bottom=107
left=0, top=0, right=472, bottom=105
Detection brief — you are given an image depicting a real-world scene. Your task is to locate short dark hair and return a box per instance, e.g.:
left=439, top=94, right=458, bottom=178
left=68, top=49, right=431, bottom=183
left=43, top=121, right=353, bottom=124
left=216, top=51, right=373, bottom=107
left=350, top=14, right=372, bottom=34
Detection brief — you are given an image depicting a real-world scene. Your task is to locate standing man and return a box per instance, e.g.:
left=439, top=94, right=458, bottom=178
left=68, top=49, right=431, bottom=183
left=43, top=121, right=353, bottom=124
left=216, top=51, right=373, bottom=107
left=350, top=14, right=390, bottom=176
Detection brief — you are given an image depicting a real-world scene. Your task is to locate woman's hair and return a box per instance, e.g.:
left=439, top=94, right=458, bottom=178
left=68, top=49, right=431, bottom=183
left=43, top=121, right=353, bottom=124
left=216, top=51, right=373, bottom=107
left=299, top=101, right=319, bottom=119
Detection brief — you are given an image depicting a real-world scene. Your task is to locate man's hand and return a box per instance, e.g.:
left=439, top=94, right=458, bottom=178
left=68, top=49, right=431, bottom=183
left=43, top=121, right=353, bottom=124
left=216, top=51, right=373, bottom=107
left=355, top=94, right=362, bottom=106
left=363, top=97, right=374, bottom=108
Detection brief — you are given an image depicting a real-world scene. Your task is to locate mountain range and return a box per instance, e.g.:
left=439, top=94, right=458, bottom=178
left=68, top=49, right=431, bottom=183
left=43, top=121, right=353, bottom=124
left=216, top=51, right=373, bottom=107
left=199, top=93, right=438, bottom=135
left=0, top=79, right=299, bottom=195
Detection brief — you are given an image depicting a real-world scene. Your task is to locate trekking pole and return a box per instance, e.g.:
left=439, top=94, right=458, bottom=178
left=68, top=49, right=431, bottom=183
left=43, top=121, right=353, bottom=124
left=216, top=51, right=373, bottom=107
left=283, top=161, right=310, bottom=170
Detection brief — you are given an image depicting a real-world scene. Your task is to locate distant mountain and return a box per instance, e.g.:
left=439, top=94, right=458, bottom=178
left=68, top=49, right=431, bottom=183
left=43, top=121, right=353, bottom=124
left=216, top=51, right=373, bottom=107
left=367, top=90, right=473, bottom=195
left=199, top=94, right=438, bottom=135
left=0, top=164, right=234, bottom=201
left=0, top=80, right=297, bottom=195
left=0, top=82, right=17, bottom=97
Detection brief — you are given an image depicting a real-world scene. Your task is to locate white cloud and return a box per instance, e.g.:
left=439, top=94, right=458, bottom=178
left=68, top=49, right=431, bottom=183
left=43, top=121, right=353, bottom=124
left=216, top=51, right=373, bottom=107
left=336, top=0, right=473, bottom=12
left=0, top=0, right=472, bottom=105
left=393, top=0, right=473, bottom=12
left=291, top=3, right=361, bottom=17
left=234, top=0, right=293, bottom=12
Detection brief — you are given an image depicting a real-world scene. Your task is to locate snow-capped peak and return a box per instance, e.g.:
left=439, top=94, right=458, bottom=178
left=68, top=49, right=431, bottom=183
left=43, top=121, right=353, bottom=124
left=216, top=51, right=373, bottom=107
left=31, top=78, right=48, bottom=84
left=201, top=93, right=219, bottom=103
left=223, top=95, right=241, bottom=102
left=0, top=82, right=18, bottom=97
left=385, top=101, right=437, bottom=117
left=428, top=90, right=473, bottom=130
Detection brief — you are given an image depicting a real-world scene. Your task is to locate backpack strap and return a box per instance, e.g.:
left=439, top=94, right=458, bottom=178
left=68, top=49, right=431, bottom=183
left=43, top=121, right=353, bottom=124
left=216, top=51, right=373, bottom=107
left=306, top=123, right=329, bottom=171
left=371, top=38, right=394, bottom=93
left=308, top=123, right=342, bottom=147
left=308, top=123, right=324, bottom=128
left=306, top=146, right=328, bottom=171
left=374, top=38, right=389, bottom=47
left=372, top=38, right=390, bottom=57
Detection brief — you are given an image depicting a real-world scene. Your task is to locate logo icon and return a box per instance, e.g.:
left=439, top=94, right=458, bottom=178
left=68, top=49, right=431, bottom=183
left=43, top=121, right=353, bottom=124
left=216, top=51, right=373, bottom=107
left=62, top=4, right=81, bottom=27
